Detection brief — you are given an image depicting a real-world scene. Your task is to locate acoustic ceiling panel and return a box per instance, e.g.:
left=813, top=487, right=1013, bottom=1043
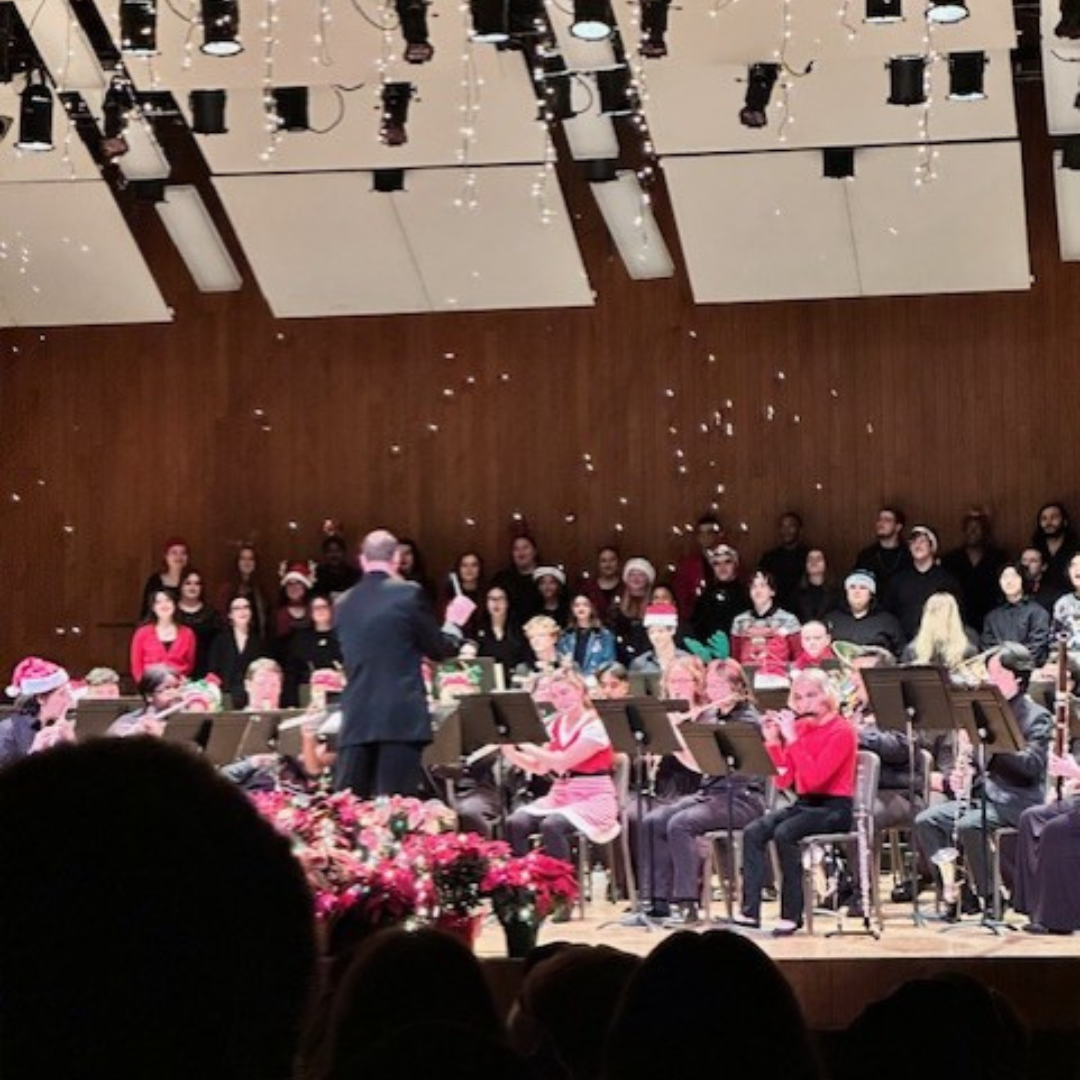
left=214, top=172, right=430, bottom=317
left=0, top=181, right=171, bottom=326
left=663, top=152, right=862, bottom=302
left=397, top=166, right=594, bottom=311
left=1040, top=0, right=1080, bottom=136
left=1053, top=151, right=1080, bottom=260
left=639, top=50, right=1016, bottom=155
left=848, top=141, right=1030, bottom=295
left=214, top=166, right=592, bottom=316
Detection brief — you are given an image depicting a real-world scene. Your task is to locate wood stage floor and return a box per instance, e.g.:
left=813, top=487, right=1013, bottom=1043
left=475, top=895, right=1080, bottom=1033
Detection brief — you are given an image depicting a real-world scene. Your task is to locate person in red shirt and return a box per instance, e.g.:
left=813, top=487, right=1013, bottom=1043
left=735, top=667, right=857, bottom=934
left=129, top=590, right=197, bottom=682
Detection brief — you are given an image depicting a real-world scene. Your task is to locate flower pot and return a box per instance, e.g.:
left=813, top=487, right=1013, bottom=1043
left=501, top=918, right=540, bottom=958
left=433, top=910, right=484, bottom=948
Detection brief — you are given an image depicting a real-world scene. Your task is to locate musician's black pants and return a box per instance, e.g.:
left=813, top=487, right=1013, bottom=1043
left=742, top=796, right=853, bottom=923
left=334, top=741, right=426, bottom=798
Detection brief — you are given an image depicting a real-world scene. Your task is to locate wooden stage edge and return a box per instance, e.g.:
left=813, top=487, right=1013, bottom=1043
left=476, top=899, right=1080, bottom=1032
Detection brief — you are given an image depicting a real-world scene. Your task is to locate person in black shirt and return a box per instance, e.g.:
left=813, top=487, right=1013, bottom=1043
left=941, top=509, right=1006, bottom=633
left=758, top=511, right=810, bottom=610
left=490, top=535, right=543, bottom=628
left=883, top=526, right=961, bottom=640
left=284, top=595, right=343, bottom=706
left=852, top=506, right=913, bottom=597
left=1030, top=501, right=1079, bottom=595
left=691, top=546, right=749, bottom=641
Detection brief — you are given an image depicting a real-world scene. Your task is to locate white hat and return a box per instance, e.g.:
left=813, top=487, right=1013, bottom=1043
left=622, top=558, right=657, bottom=585
left=533, top=565, right=567, bottom=586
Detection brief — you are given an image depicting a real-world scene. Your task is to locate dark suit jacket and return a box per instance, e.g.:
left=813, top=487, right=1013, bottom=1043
left=334, top=571, right=458, bottom=747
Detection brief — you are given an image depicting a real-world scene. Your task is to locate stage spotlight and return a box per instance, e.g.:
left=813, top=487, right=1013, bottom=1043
left=395, top=0, right=434, bottom=63
left=926, top=0, right=967, bottom=23
left=16, top=74, right=53, bottom=151
left=640, top=0, right=670, bottom=58
left=373, top=168, right=406, bottom=192
left=823, top=147, right=855, bottom=178
left=865, top=0, right=902, bottom=21
left=101, top=76, right=131, bottom=160
left=468, top=0, right=509, bottom=42
left=1063, top=135, right=1080, bottom=169
left=120, top=0, right=158, bottom=55
left=571, top=0, right=612, bottom=41
left=380, top=81, right=413, bottom=146
left=189, top=88, right=227, bottom=133
left=272, top=86, right=309, bottom=131
left=887, top=55, right=926, bottom=106
left=597, top=66, right=633, bottom=115
left=739, top=63, right=779, bottom=129
left=947, top=51, right=986, bottom=100
left=1057, top=0, right=1080, bottom=39
left=200, top=0, right=242, bottom=56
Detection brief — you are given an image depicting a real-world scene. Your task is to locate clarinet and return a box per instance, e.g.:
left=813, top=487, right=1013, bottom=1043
left=1053, top=634, right=1070, bottom=803
left=854, top=790, right=873, bottom=932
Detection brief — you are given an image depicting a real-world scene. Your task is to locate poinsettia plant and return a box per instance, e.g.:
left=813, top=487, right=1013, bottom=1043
left=483, top=848, right=580, bottom=923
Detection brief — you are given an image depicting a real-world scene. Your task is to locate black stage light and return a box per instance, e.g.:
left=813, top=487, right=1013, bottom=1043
left=887, top=55, right=926, bottom=106
left=926, top=0, right=967, bottom=23
left=101, top=76, right=131, bottom=159
left=597, top=66, right=633, bottom=115
left=739, top=62, right=779, bottom=128
left=469, top=0, right=509, bottom=43
left=1063, top=135, right=1080, bottom=170
left=380, top=81, right=413, bottom=146
left=396, top=0, right=434, bottom=63
left=582, top=158, right=617, bottom=182
left=272, top=86, right=309, bottom=131
left=640, top=0, right=670, bottom=58
left=120, top=0, right=158, bottom=56
left=16, top=75, right=53, bottom=151
left=189, top=88, right=227, bottom=133
left=1058, top=0, right=1080, bottom=39
left=542, top=55, right=573, bottom=121
left=373, top=168, right=405, bottom=191
left=865, top=0, right=902, bottom=22
left=571, top=0, right=612, bottom=41
left=200, top=0, right=242, bottom=56
left=947, top=51, right=986, bottom=101
left=823, top=147, right=855, bottom=178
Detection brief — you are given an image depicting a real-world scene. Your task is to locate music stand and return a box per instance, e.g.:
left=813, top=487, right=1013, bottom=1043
left=680, top=721, right=776, bottom=923
left=456, top=692, right=549, bottom=839
left=946, top=685, right=1024, bottom=935
left=862, top=665, right=953, bottom=926
left=203, top=712, right=251, bottom=766
left=235, top=710, right=305, bottom=758
left=594, top=697, right=684, bottom=929
left=161, top=714, right=211, bottom=751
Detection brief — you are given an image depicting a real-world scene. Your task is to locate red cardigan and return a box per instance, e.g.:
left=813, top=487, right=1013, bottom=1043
left=129, top=624, right=196, bottom=681
left=767, top=713, right=857, bottom=797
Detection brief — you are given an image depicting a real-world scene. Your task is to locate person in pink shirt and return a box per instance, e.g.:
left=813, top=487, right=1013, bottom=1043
left=735, top=667, right=857, bottom=934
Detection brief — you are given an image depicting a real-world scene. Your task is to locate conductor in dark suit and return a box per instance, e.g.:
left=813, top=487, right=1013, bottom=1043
left=334, top=529, right=476, bottom=798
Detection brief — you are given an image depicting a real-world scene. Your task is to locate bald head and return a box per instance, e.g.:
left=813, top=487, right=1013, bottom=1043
left=361, top=529, right=400, bottom=571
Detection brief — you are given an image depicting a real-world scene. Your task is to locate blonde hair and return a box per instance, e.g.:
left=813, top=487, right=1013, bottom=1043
left=523, top=615, right=561, bottom=641
left=661, top=656, right=707, bottom=706
left=788, top=667, right=841, bottom=712
left=245, top=658, right=283, bottom=682
left=910, top=592, right=969, bottom=670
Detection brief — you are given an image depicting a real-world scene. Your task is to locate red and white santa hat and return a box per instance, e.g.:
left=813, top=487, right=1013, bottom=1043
left=6, top=657, right=70, bottom=699
left=280, top=561, right=314, bottom=589
left=643, top=603, right=679, bottom=628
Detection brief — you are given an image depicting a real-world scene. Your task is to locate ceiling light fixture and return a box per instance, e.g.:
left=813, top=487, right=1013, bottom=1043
left=380, top=81, right=414, bottom=146
left=16, top=72, right=53, bottom=151
left=947, top=51, right=986, bottom=100
left=597, top=66, right=633, bottom=115
left=571, top=0, right=612, bottom=41
left=739, top=63, right=780, bottom=128
left=396, top=0, right=434, bottom=63
left=640, top=0, right=670, bottom=58
left=823, top=147, right=856, bottom=178
left=468, top=0, right=510, bottom=43
left=865, top=0, right=903, bottom=22
left=926, top=0, right=968, bottom=24
left=200, top=0, right=242, bottom=57
left=272, top=87, right=309, bottom=131
left=120, top=0, right=158, bottom=56
left=189, top=88, right=227, bottom=134
left=887, top=55, right=926, bottom=106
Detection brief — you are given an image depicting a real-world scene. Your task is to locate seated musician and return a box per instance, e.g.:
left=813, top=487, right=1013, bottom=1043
left=504, top=669, right=619, bottom=863
left=914, top=643, right=1052, bottom=920
left=640, top=657, right=766, bottom=926
left=108, top=665, right=182, bottom=737
left=737, top=668, right=857, bottom=935
left=0, top=657, right=76, bottom=766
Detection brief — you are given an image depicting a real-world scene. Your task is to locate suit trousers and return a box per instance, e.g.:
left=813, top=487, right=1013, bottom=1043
left=334, top=741, right=426, bottom=799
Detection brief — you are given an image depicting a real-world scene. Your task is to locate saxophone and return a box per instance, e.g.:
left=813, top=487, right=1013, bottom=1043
left=931, top=732, right=973, bottom=904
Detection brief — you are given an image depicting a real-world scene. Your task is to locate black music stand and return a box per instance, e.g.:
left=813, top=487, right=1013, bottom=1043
left=203, top=712, right=251, bottom=766
left=456, top=692, right=549, bottom=840
left=594, top=697, right=684, bottom=929
left=946, top=685, right=1024, bottom=935
left=161, top=714, right=212, bottom=751
left=862, top=664, right=952, bottom=926
left=680, top=720, right=776, bottom=923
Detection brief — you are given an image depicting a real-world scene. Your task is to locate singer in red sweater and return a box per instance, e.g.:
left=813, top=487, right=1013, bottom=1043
left=736, top=667, right=857, bottom=935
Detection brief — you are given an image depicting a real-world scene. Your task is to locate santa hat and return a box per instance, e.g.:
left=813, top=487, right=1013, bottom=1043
left=6, top=657, right=69, bottom=699
left=280, top=561, right=314, bottom=589
left=644, top=603, right=679, bottom=628
left=622, top=558, right=657, bottom=586
left=533, top=565, right=567, bottom=586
